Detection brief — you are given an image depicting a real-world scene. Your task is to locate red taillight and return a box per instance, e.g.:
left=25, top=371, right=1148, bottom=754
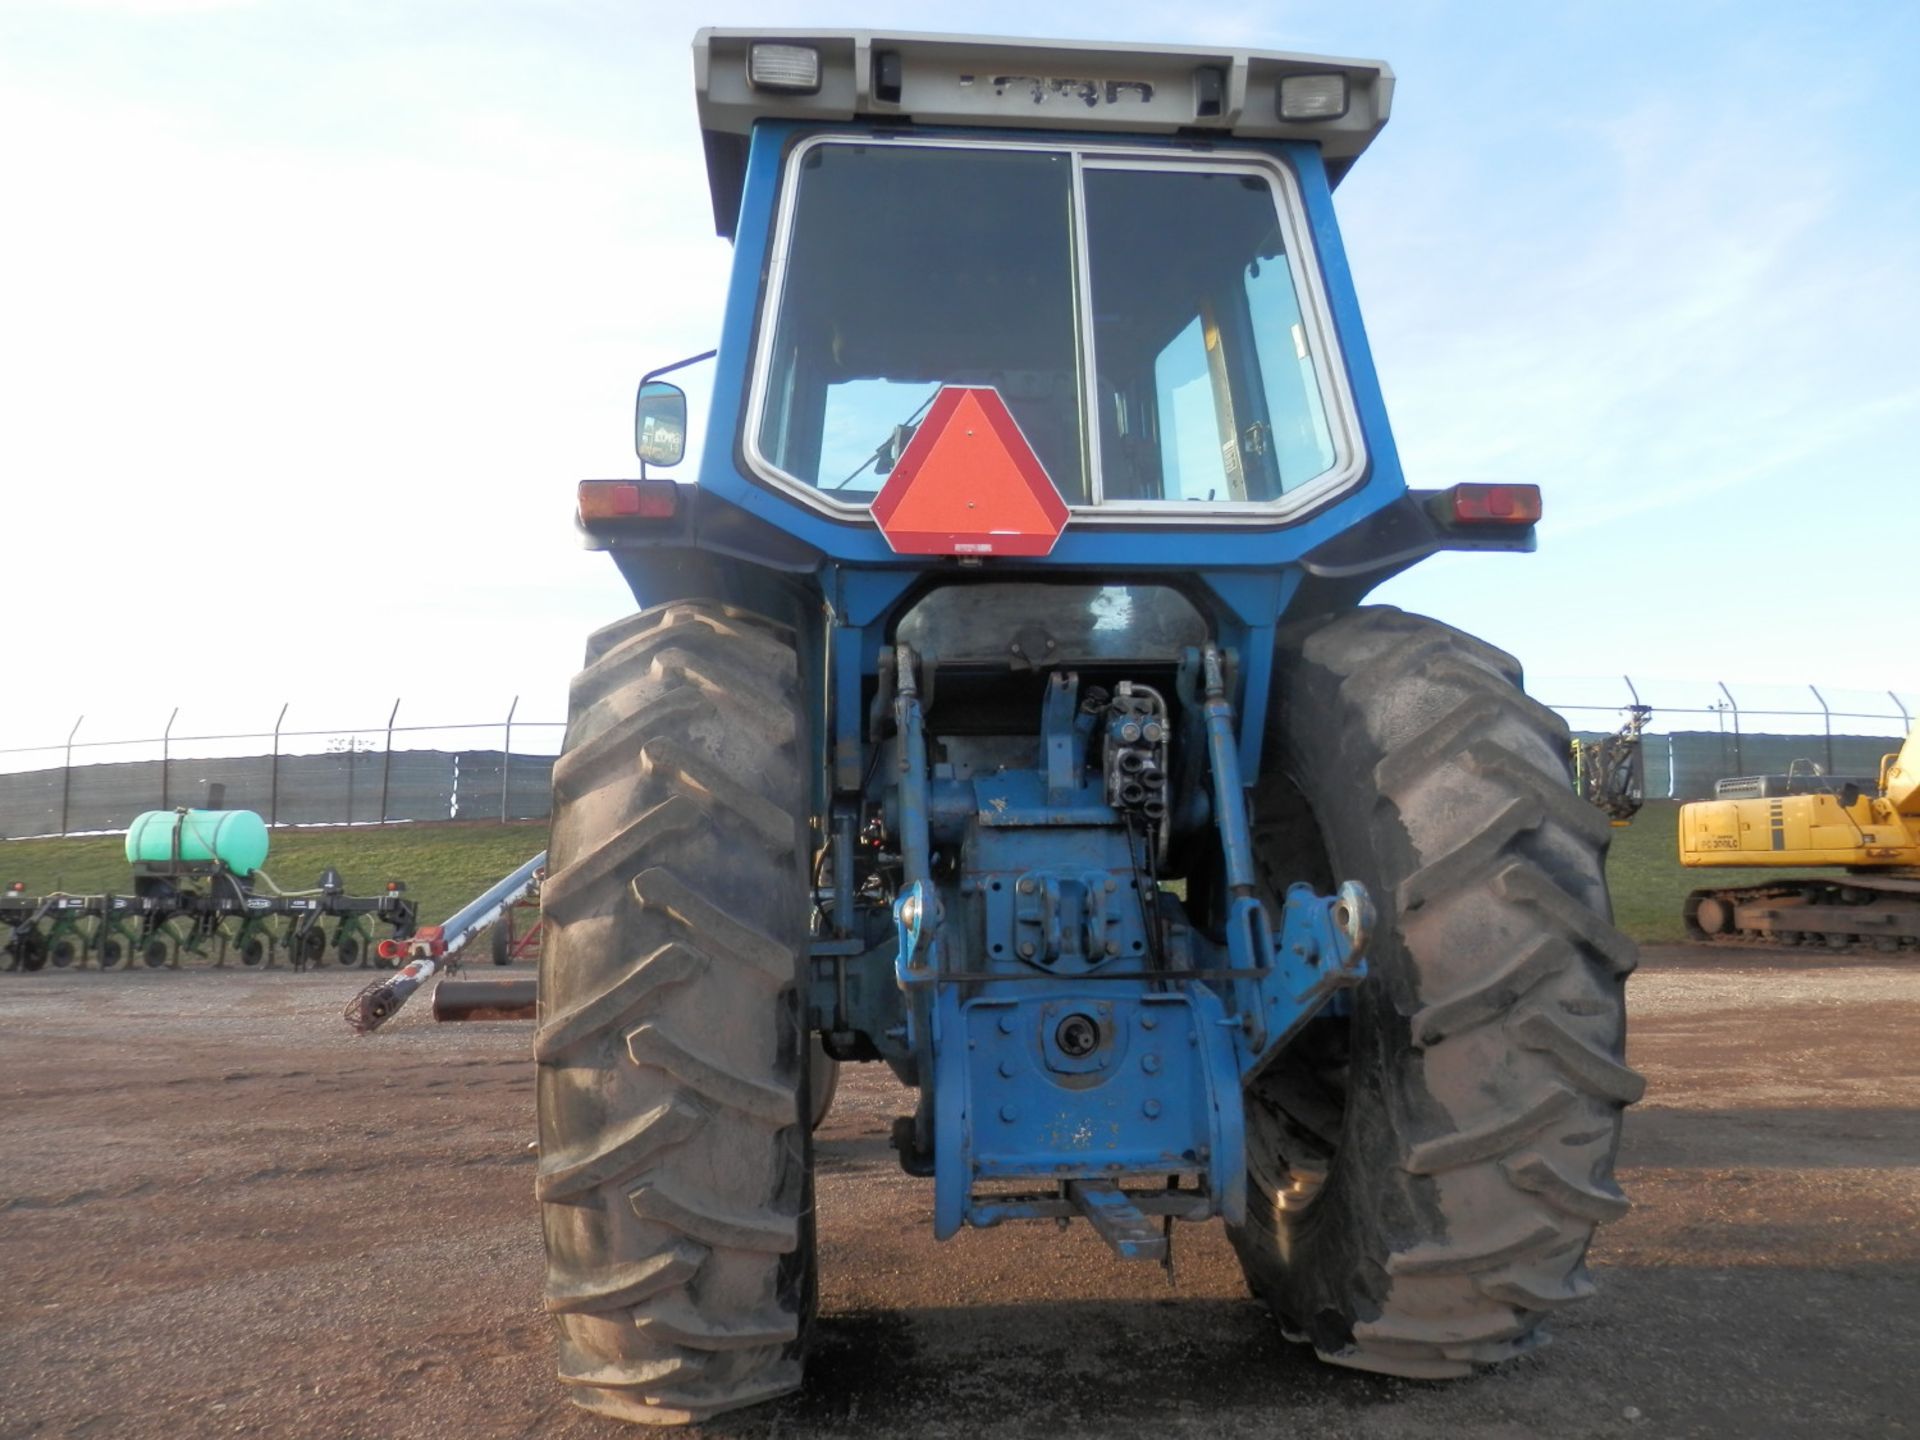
left=1447, top=483, right=1542, bottom=525
left=578, top=479, right=679, bottom=523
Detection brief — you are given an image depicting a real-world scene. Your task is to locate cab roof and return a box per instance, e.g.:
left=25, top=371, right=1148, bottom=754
left=693, top=28, right=1394, bottom=237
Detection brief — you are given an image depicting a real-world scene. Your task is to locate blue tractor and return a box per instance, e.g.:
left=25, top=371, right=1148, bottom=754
left=539, top=29, right=1641, bottom=1425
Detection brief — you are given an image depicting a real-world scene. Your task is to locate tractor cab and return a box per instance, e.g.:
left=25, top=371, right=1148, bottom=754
left=624, top=32, right=1402, bottom=543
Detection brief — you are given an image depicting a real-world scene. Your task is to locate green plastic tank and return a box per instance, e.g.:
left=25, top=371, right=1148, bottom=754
left=124, top=809, right=270, bottom=876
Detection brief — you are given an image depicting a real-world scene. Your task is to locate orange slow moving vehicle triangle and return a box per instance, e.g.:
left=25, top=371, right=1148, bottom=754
left=871, top=387, right=1070, bottom=556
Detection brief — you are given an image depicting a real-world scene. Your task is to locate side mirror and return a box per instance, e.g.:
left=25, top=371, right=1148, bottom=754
left=635, top=380, right=688, bottom=467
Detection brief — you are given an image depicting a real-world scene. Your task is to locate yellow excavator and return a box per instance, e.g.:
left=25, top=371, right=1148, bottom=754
left=1679, top=725, right=1920, bottom=949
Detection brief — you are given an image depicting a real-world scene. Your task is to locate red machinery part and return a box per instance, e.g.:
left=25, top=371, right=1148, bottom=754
left=1445, top=482, right=1542, bottom=525
left=376, top=924, right=445, bottom=963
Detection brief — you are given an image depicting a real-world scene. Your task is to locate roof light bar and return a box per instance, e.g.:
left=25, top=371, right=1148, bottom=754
left=1278, top=73, right=1349, bottom=120
left=693, top=31, right=1395, bottom=234
left=748, top=42, right=822, bottom=94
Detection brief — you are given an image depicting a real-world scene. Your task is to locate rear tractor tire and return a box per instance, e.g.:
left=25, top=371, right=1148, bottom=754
left=535, top=600, right=815, bottom=1426
left=1229, top=606, right=1642, bottom=1378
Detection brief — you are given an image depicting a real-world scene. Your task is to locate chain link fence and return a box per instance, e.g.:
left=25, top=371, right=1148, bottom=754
left=1551, top=676, right=1914, bottom=801
left=0, top=701, right=562, bottom=840
left=1, top=676, right=1914, bottom=839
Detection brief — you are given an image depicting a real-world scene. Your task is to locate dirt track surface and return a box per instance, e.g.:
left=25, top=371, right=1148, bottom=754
left=2, top=946, right=1916, bottom=1439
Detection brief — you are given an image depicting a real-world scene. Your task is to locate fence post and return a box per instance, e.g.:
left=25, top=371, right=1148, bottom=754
left=500, top=695, right=519, bottom=823
left=1808, top=685, right=1834, bottom=774
left=59, top=714, right=83, bottom=837
left=269, top=703, right=287, bottom=829
left=1891, top=691, right=1912, bottom=733
left=1716, top=682, right=1742, bottom=775
left=160, top=707, right=179, bottom=812
left=379, top=698, right=400, bottom=825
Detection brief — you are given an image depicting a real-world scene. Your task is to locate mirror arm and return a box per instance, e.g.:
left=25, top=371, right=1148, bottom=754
left=641, top=348, right=718, bottom=387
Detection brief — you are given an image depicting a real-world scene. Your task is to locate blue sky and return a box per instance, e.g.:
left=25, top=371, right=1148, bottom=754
left=0, top=0, right=1914, bottom=763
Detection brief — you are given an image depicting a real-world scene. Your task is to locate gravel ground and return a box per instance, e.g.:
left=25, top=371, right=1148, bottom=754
left=1, top=945, right=1916, bottom=1439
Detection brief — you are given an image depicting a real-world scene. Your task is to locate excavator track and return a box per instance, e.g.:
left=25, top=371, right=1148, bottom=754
left=1684, top=877, right=1920, bottom=953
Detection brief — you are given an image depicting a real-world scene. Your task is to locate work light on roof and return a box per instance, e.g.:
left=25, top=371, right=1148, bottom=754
left=748, top=42, right=821, bottom=94
left=1278, top=73, right=1349, bottom=120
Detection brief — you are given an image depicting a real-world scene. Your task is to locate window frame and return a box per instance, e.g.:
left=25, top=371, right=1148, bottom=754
left=743, top=131, right=1368, bottom=526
